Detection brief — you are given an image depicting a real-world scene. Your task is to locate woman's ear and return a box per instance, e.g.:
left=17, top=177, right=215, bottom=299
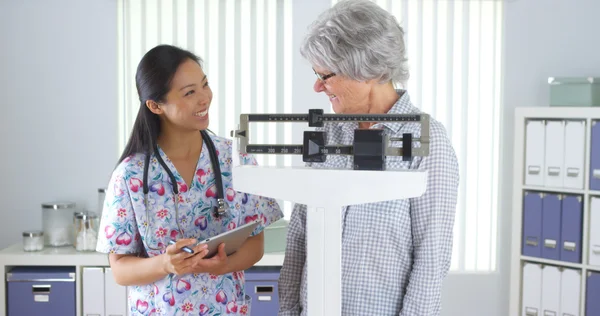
left=146, top=100, right=163, bottom=115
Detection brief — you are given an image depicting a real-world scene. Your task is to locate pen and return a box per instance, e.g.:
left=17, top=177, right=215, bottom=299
left=168, top=239, right=194, bottom=254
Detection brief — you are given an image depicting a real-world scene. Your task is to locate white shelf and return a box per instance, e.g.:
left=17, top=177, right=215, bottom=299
left=510, top=108, right=600, bottom=316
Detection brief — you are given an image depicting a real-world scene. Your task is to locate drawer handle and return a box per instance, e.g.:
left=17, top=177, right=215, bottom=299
left=593, top=245, right=600, bottom=254
left=526, top=237, right=538, bottom=247
left=566, top=168, right=579, bottom=177
left=32, top=284, right=51, bottom=302
left=528, top=166, right=541, bottom=175
left=525, top=307, right=538, bottom=316
left=593, top=169, right=600, bottom=179
left=547, top=167, right=560, bottom=176
left=255, top=286, right=273, bottom=294
left=563, top=241, right=576, bottom=251
left=544, top=310, right=556, bottom=316
left=544, top=239, right=556, bottom=249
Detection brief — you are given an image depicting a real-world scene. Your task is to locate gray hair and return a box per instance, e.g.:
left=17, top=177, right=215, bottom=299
left=300, top=0, right=409, bottom=86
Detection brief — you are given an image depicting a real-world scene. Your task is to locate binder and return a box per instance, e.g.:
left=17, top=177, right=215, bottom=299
left=560, top=268, right=580, bottom=316
left=544, top=120, right=565, bottom=188
left=586, top=271, right=600, bottom=316
left=590, top=120, right=600, bottom=190
left=560, top=195, right=582, bottom=263
left=523, top=191, right=543, bottom=258
left=563, top=120, right=585, bottom=189
left=542, top=194, right=561, bottom=260
left=104, top=267, right=128, bottom=316
left=590, top=197, right=600, bottom=266
left=525, top=120, right=546, bottom=186
left=522, top=263, right=542, bottom=316
left=541, top=265, right=561, bottom=316
left=82, top=267, right=105, bottom=316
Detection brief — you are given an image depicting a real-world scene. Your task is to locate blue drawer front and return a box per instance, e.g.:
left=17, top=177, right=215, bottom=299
left=7, top=266, right=76, bottom=316
left=245, top=267, right=280, bottom=316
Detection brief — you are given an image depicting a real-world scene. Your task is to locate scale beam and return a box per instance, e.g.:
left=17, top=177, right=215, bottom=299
left=230, top=109, right=430, bottom=170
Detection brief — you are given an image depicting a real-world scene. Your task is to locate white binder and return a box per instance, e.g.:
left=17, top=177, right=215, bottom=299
left=525, top=120, right=546, bottom=186
left=590, top=197, right=600, bottom=266
left=523, top=263, right=542, bottom=316
left=544, top=120, right=565, bottom=188
left=104, top=267, right=128, bottom=316
left=83, top=267, right=105, bottom=316
left=563, top=120, right=585, bottom=189
left=541, top=265, right=561, bottom=316
left=560, top=268, right=581, bottom=316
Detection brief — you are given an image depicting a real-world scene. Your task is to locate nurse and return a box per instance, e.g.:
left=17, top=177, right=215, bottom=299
left=96, top=44, right=284, bottom=315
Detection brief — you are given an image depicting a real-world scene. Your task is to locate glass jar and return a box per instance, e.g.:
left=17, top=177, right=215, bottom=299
left=74, top=212, right=98, bottom=252
left=97, top=188, right=106, bottom=213
left=22, top=231, right=44, bottom=252
left=42, top=201, right=76, bottom=247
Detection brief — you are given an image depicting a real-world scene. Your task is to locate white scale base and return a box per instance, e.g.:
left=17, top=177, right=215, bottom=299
left=233, top=165, right=427, bottom=316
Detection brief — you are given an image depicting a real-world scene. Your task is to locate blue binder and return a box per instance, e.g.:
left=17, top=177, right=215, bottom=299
left=591, top=120, right=600, bottom=190
left=560, top=195, right=583, bottom=263
left=542, top=193, right=561, bottom=260
left=522, top=191, right=543, bottom=258
left=586, top=272, right=600, bottom=316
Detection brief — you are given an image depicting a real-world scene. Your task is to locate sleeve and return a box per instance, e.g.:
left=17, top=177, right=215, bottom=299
left=236, top=152, right=284, bottom=236
left=277, top=203, right=307, bottom=316
left=95, top=167, right=144, bottom=255
left=398, top=131, right=459, bottom=316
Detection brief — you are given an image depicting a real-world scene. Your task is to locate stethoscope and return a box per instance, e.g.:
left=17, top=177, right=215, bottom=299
left=142, top=130, right=226, bottom=251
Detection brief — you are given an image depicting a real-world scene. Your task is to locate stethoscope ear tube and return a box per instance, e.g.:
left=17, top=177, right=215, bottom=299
left=200, top=130, right=226, bottom=216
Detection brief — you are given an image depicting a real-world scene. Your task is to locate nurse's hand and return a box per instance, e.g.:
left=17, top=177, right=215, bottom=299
left=162, top=238, right=209, bottom=276
left=190, top=243, right=229, bottom=275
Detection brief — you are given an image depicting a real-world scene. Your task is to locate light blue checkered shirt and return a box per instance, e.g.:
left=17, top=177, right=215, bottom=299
left=277, top=90, right=460, bottom=316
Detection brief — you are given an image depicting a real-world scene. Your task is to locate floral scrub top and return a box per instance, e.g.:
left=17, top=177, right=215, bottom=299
left=96, top=134, right=284, bottom=316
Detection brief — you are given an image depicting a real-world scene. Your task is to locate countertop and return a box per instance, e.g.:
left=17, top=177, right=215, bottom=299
left=0, top=243, right=285, bottom=267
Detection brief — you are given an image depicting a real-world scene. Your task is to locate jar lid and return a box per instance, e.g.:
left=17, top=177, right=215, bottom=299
left=75, top=211, right=98, bottom=220
left=98, top=188, right=106, bottom=193
left=42, top=202, right=76, bottom=209
left=23, top=230, right=43, bottom=237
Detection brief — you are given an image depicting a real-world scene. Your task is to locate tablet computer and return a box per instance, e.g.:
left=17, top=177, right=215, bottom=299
left=197, top=219, right=261, bottom=258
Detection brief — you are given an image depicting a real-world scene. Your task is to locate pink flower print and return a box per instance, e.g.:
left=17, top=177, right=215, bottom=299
left=199, top=304, right=209, bottom=315
left=156, top=209, right=168, bottom=219
left=210, top=274, right=218, bottom=280
left=169, top=230, right=179, bottom=240
left=240, top=304, right=248, bottom=315
left=150, top=182, right=165, bottom=196
left=177, top=181, right=188, bottom=193
left=176, top=279, right=191, bottom=294
left=226, top=187, right=235, bottom=202
left=129, top=178, right=143, bottom=193
left=155, top=227, right=168, bottom=238
left=117, top=208, right=127, bottom=219
left=206, top=184, right=217, bottom=198
left=216, top=290, right=228, bottom=304
left=116, top=232, right=132, bottom=245
left=245, top=215, right=258, bottom=224
left=226, top=301, right=238, bottom=313
left=196, top=169, right=208, bottom=185
left=181, top=301, right=194, bottom=312
left=136, top=299, right=148, bottom=313
left=228, top=221, right=236, bottom=231
left=104, top=225, right=116, bottom=238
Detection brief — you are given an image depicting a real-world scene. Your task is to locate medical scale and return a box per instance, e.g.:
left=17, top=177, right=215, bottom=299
left=229, top=109, right=430, bottom=316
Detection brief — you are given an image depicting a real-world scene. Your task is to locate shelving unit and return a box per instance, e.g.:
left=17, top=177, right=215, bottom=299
left=510, top=107, right=600, bottom=316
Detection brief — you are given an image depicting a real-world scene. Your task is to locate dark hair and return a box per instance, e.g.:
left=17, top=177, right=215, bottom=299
left=118, top=45, right=203, bottom=164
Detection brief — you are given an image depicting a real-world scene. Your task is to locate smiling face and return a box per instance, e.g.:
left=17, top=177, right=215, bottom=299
left=312, top=66, right=374, bottom=114
left=146, top=58, right=213, bottom=131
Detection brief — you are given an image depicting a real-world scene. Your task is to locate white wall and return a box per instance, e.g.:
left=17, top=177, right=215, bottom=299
left=0, top=0, right=118, bottom=249
left=498, top=0, right=600, bottom=315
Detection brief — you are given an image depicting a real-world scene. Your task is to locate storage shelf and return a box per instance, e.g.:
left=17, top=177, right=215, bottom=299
left=520, top=256, right=584, bottom=270
left=521, top=185, right=586, bottom=195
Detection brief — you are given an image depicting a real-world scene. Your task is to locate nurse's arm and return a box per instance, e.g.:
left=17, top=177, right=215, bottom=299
left=108, top=253, right=169, bottom=286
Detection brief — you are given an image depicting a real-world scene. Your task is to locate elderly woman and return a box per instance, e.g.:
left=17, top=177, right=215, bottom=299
left=277, top=1, right=459, bottom=315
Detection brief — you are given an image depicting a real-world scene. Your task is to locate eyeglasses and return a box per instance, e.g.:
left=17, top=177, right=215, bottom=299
left=313, top=68, right=336, bottom=83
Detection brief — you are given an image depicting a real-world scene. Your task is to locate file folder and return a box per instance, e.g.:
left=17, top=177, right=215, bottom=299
left=542, top=194, right=561, bottom=260
left=544, top=120, right=565, bottom=188
left=525, top=120, right=546, bottom=186
left=82, top=267, right=105, bottom=316
left=560, top=268, right=580, bottom=316
left=560, top=195, right=582, bottom=263
left=591, top=120, right=600, bottom=190
left=563, top=120, right=585, bottom=189
left=104, top=267, right=127, bottom=316
left=590, top=197, right=600, bottom=266
left=523, top=191, right=543, bottom=258
left=522, top=263, right=542, bottom=316
left=586, top=271, right=600, bottom=316
left=541, top=265, right=561, bottom=316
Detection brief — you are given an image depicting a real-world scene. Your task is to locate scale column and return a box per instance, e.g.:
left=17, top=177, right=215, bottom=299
left=306, top=204, right=343, bottom=316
